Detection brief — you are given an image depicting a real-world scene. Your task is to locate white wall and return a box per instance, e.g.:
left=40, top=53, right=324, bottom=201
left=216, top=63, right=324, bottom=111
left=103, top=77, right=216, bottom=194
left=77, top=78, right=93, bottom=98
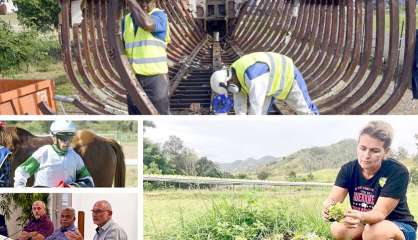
left=70, top=193, right=138, bottom=240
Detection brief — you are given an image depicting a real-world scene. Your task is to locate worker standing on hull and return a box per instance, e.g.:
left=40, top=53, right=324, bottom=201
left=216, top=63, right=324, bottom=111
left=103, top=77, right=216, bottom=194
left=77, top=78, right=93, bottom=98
left=210, top=52, right=319, bottom=115
left=122, top=0, right=171, bottom=115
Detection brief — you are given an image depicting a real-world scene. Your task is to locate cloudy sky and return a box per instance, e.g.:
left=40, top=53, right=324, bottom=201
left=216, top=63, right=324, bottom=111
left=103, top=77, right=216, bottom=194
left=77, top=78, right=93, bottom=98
left=144, top=116, right=418, bottom=163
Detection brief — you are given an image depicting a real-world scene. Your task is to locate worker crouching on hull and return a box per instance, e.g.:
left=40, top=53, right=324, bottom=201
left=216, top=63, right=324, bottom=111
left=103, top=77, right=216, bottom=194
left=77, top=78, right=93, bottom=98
left=210, top=52, right=319, bottom=115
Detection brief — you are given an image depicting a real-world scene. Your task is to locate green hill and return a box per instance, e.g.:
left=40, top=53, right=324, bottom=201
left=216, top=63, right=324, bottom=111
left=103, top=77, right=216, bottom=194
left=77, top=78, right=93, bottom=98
left=226, top=139, right=418, bottom=182
left=258, top=139, right=357, bottom=176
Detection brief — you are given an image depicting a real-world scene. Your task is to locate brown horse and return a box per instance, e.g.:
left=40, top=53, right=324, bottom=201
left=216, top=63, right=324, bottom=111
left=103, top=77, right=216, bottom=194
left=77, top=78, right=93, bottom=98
left=0, top=126, right=125, bottom=187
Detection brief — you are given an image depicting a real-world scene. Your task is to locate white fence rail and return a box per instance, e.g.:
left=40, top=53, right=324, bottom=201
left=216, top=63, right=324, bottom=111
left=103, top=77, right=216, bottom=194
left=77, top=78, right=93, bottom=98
left=143, top=175, right=333, bottom=187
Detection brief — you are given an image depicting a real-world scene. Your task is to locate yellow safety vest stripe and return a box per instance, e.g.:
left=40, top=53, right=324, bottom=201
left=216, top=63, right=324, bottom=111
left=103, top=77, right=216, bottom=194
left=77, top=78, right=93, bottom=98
left=123, top=9, right=169, bottom=76
left=231, top=52, right=294, bottom=100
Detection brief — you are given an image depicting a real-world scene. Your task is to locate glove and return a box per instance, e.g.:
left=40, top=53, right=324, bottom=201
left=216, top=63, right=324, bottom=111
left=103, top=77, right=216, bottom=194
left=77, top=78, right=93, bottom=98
left=212, top=94, right=233, bottom=114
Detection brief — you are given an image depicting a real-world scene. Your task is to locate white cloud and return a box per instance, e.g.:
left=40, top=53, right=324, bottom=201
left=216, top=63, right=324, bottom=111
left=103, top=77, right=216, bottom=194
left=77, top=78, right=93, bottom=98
left=144, top=116, right=418, bottom=163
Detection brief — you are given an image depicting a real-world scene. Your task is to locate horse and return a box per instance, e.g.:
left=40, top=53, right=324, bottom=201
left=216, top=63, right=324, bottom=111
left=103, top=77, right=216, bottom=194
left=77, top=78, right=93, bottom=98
left=0, top=126, right=126, bottom=187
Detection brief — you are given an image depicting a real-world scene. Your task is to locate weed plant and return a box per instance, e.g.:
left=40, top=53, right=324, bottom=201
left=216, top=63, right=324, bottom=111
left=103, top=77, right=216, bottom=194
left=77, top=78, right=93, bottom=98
left=145, top=190, right=332, bottom=240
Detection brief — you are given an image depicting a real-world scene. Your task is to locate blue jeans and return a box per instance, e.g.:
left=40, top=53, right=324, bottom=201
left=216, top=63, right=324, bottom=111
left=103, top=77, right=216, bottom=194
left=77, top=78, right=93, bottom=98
left=393, top=221, right=416, bottom=240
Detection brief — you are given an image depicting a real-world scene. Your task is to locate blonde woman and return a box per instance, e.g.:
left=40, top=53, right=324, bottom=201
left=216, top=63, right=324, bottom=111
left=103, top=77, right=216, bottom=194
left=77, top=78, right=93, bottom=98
left=322, top=121, right=416, bottom=240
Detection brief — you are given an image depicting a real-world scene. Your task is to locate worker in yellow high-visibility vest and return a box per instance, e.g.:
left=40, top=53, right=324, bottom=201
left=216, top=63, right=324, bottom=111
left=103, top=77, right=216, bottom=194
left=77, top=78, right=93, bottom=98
left=122, top=0, right=171, bottom=114
left=210, top=52, right=319, bottom=115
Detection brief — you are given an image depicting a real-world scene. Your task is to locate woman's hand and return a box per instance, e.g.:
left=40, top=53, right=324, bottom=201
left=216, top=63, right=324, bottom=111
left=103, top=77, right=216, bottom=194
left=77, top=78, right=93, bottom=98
left=321, top=198, right=335, bottom=221
left=343, top=209, right=364, bottom=228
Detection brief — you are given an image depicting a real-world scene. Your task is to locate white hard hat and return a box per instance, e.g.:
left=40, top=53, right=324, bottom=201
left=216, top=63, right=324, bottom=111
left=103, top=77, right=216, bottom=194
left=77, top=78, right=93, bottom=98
left=50, top=120, right=76, bottom=135
left=210, top=69, right=231, bottom=95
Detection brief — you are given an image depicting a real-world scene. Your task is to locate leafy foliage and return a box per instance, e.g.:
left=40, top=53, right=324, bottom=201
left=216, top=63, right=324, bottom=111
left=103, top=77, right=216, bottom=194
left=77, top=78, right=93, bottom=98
left=0, top=193, right=49, bottom=226
left=175, top=194, right=330, bottom=240
left=235, top=173, right=248, bottom=179
left=328, top=203, right=345, bottom=222
left=14, top=0, right=61, bottom=32
left=257, top=170, right=270, bottom=180
left=0, top=20, right=60, bottom=75
left=144, top=136, right=225, bottom=178
left=196, top=157, right=223, bottom=178
left=410, top=168, right=418, bottom=185
left=143, top=138, right=174, bottom=175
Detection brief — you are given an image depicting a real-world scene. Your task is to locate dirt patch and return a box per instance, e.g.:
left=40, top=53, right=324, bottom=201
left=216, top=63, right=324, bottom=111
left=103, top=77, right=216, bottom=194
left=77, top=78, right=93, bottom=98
left=123, top=143, right=138, bottom=159
left=390, top=90, right=418, bottom=114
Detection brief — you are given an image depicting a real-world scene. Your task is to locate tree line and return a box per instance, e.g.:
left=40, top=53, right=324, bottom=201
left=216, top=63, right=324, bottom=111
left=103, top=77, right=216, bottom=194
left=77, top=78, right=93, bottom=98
left=144, top=136, right=228, bottom=178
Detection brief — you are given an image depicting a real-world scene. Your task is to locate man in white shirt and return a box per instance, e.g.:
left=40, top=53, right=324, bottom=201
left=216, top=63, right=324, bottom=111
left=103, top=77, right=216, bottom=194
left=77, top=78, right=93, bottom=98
left=14, top=120, right=94, bottom=188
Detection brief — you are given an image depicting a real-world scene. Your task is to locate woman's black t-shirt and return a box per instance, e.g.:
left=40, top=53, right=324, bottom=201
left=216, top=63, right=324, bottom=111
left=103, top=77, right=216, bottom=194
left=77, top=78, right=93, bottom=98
left=335, top=159, right=417, bottom=229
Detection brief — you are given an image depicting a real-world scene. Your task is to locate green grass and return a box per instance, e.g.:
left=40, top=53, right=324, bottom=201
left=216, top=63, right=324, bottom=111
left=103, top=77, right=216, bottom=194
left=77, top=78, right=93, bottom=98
left=2, top=62, right=76, bottom=94
left=267, top=169, right=338, bottom=183
left=144, top=188, right=331, bottom=240
left=144, top=187, right=418, bottom=240
left=1, top=62, right=81, bottom=114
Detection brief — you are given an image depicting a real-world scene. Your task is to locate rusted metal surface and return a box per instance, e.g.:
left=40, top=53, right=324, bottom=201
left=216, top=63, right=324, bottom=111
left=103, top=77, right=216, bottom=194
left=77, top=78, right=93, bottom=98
left=58, top=0, right=416, bottom=114
left=226, top=0, right=416, bottom=114
left=58, top=0, right=157, bottom=114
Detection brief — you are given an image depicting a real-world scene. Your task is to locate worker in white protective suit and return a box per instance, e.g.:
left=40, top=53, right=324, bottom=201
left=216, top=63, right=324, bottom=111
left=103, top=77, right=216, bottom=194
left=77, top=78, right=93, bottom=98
left=210, top=52, right=319, bottom=115
left=14, top=120, right=94, bottom=188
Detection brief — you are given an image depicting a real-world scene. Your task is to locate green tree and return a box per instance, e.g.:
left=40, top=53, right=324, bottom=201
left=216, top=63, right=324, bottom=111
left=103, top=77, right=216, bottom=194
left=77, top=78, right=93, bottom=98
left=14, top=121, right=50, bottom=134
left=143, top=138, right=173, bottom=174
left=0, top=21, right=57, bottom=74
left=175, top=148, right=198, bottom=175
left=391, top=147, right=409, bottom=161
left=144, top=162, right=162, bottom=175
left=287, top=171, right=297, bottom=181
left=306, top=172, right=315, bottom=181
left=257, top=170, right=270, bottom=180
left=162, top=135, right=184, bottom=159
left=14, top=0, right=61, bottom=32
left=195, top=157, right=222, bottom=178
left=410, top=168, right=418, bottom=185
left=162, top=135, right=188, bottom=174
left=236, top=173, right=248, bottom=179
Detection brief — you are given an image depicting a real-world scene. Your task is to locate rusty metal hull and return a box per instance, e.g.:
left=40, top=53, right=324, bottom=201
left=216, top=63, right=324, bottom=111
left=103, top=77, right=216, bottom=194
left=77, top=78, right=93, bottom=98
left=58, top=0, right=416, bottom=115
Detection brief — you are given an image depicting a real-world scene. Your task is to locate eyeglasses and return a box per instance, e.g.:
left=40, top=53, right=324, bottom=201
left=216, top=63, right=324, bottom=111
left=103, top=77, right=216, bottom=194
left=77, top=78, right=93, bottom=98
left=91, top=209, right=109, bottom=214
left=56, top=134, right=74, bottom=142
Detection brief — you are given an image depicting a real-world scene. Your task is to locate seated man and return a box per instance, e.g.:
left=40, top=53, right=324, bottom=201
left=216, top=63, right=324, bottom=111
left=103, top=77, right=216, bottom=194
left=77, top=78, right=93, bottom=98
left=18, top=200, right=53, bottom=240
left=14, top=120, right=94, bottom=188
left=46, top=208, right=78, bottom=240
left=65, top=200, right=127, bottom=240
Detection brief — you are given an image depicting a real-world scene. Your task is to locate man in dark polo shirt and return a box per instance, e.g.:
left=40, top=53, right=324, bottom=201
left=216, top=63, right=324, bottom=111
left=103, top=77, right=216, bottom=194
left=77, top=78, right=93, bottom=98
left=18, top=200, right=54, bottom=240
